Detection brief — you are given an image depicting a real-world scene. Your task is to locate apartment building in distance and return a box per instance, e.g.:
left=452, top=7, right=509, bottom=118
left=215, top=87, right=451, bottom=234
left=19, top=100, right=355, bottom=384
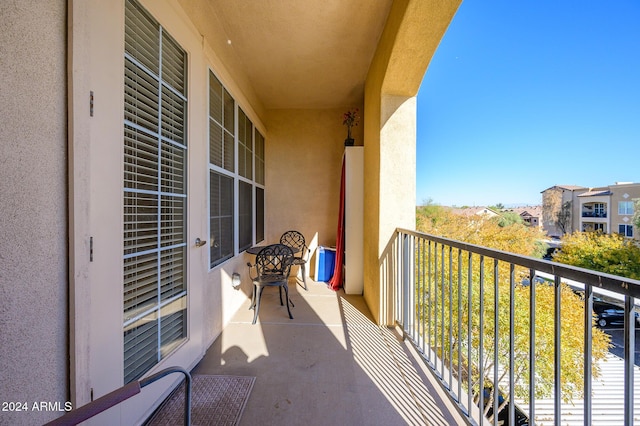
left=541, top=182, right=640, bottom=241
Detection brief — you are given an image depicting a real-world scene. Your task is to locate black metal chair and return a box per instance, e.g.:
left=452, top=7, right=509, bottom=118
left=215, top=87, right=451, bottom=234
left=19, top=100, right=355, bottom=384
left=247, top=244, right=295, bottom=324
left=280, top=230, right=310, bottom=290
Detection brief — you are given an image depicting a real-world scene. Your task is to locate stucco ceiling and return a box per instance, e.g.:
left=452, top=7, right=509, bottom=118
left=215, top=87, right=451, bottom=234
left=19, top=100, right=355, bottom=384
left=178, top=0, right=393, bottom=110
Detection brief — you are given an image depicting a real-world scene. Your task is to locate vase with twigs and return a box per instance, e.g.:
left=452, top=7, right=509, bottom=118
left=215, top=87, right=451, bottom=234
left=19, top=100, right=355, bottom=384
left=342, top=108, right=360, bottom=146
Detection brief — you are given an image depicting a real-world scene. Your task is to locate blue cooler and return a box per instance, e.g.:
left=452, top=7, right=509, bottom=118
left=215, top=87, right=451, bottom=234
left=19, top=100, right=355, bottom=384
left=315, top=246, right=336, bottom=282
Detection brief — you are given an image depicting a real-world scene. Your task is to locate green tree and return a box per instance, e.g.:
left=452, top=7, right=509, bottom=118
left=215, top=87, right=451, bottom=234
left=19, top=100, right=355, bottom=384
left=553, top=231, right=640, bottom=280
left=557, top=201, right=572, bottom=235
left=542, top=189, right=571, bottom=236
left=633, top=199, right=640, bottom=230
left=494, top=211, right=524, bottom=228
left=416, top=199, right=448, bottom=230
left=415, top=208, right=610, bottom=421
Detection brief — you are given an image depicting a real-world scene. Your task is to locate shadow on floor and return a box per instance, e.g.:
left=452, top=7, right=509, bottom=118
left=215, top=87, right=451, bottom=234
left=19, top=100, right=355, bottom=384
left=192, top=278, right=465, bottom=426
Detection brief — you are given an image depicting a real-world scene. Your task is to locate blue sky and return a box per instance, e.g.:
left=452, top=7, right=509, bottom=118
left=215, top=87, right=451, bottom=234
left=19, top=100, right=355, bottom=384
left=417, top=1, right=640, bottom=207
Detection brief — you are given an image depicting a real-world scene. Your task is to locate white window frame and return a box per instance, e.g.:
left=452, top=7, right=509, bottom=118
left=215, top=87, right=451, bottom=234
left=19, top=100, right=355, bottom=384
left=619, top=201, right=634, bottom=215
left=208, top=69, right=265, bottom=270
left=619, top=224, right=633, bottom=238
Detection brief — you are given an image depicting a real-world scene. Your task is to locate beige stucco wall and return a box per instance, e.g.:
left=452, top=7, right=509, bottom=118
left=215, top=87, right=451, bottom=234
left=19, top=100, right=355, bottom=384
left=0, top=1, right=69, bottom=424
left=264, top=108, right=360, bottom=255
left=606, top=183, right=640, bottom=241
left=563, top=190, right=576, bottom=233
left=363, top=0, right=460, bottom=323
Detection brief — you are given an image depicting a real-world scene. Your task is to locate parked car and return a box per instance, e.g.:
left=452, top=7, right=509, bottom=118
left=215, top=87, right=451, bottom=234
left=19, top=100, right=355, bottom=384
left=542, top=246, right=560, bottom=260
left=593, top=297, right=640, bottom=327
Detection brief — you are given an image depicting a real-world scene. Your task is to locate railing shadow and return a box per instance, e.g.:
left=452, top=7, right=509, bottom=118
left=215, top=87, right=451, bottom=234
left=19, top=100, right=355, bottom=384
left=191, top=275, right=464, bottom=425
left=389, top=227, right=640, bottom=426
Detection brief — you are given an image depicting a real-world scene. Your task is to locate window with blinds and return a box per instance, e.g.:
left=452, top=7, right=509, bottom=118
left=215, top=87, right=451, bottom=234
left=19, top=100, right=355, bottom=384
left=238, top=108, right=253, bottom=180
left=255, top=131, right=265, bottom=185
left=239, top=181, right=252, bottom=251
left=256, top=188, right=265, bottom=243
left=209, top=70, right=265, bottom=267
left=209, top=71, right=235, bottom=267
left=209, top=73, right=234, bottom=172
left=255, top=132, right=265, bottom=244
left=209, top=172, right=234, bottom=266
left=123, top=0, right=187, bottom=384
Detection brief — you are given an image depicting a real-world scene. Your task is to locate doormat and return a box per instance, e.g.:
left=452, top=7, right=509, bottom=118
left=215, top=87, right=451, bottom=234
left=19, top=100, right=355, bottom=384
left=146, top=375, right=255, bottom=426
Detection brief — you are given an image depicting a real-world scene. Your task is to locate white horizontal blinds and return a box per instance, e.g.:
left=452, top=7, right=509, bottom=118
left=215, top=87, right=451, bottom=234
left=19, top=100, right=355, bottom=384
left=123, top=315, right=158, bottom=385
left=123, top=0, right=187, bottom=384
left=209, top=73, right=234, bottom=171
left=123, top=189, right=158, bottom=255
left=124, top=126, right=158, bottom=192
left=238, top=108, right=253, bottom=180
left=223, top=88, right=234, bottom=136
left=222, top=86, right=235, bottom=171
left=209, top=70, right=236, bottom=267
left=255, top=131, right=265, bottom=185
left=124, top=1, right=159, bottom=75
left=124, top=1, right=159, bottom=132
left=209, top=172, right=234, bottom=266
left=255, top=188, right=265, bottom=243
left=209, top=74, right=224, bottom=168
left=160, top=308, right=186, bottom=358
left=255, top=131, right=265, bottom=243
left=239, top=181, right=252, bottom=251
left=237, top=108, right=252, bottom=250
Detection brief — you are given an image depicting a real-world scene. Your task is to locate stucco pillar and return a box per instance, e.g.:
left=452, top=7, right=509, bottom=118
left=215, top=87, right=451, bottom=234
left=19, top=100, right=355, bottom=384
left=361, top=0, right=460, bottom=325
left=363, top=95, right=417, bottom=325
left=380, top=95, right=417, bottom=242
left=382, top=95, right=416, bottom=326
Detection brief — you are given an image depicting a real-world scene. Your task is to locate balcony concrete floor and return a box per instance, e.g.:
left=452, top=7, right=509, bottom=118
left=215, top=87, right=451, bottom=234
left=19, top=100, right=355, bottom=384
left=192, top=277, right=466, bottom=426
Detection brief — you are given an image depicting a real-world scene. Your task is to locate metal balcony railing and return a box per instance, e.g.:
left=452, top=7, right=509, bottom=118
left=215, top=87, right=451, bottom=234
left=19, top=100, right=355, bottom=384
left=581, top=211, right=607, bottom=218
left=383, top=228, right=640, bottom=426
left=44, top=367, right=191, bottom=426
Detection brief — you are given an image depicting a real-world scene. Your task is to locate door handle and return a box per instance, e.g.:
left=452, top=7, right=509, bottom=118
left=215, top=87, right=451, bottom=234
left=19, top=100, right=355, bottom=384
left=195, top=238, right=207, bottom=247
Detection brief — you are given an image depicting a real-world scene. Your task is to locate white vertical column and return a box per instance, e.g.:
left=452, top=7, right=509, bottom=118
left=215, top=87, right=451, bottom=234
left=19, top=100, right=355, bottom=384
left=344, top=146, right=364, bottom=294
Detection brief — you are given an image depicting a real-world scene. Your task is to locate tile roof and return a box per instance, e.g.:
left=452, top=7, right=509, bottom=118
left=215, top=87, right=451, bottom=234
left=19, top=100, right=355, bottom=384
left=541, top=185, right=587, bottom=192
left=578, top=190, right=612, bottom=197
